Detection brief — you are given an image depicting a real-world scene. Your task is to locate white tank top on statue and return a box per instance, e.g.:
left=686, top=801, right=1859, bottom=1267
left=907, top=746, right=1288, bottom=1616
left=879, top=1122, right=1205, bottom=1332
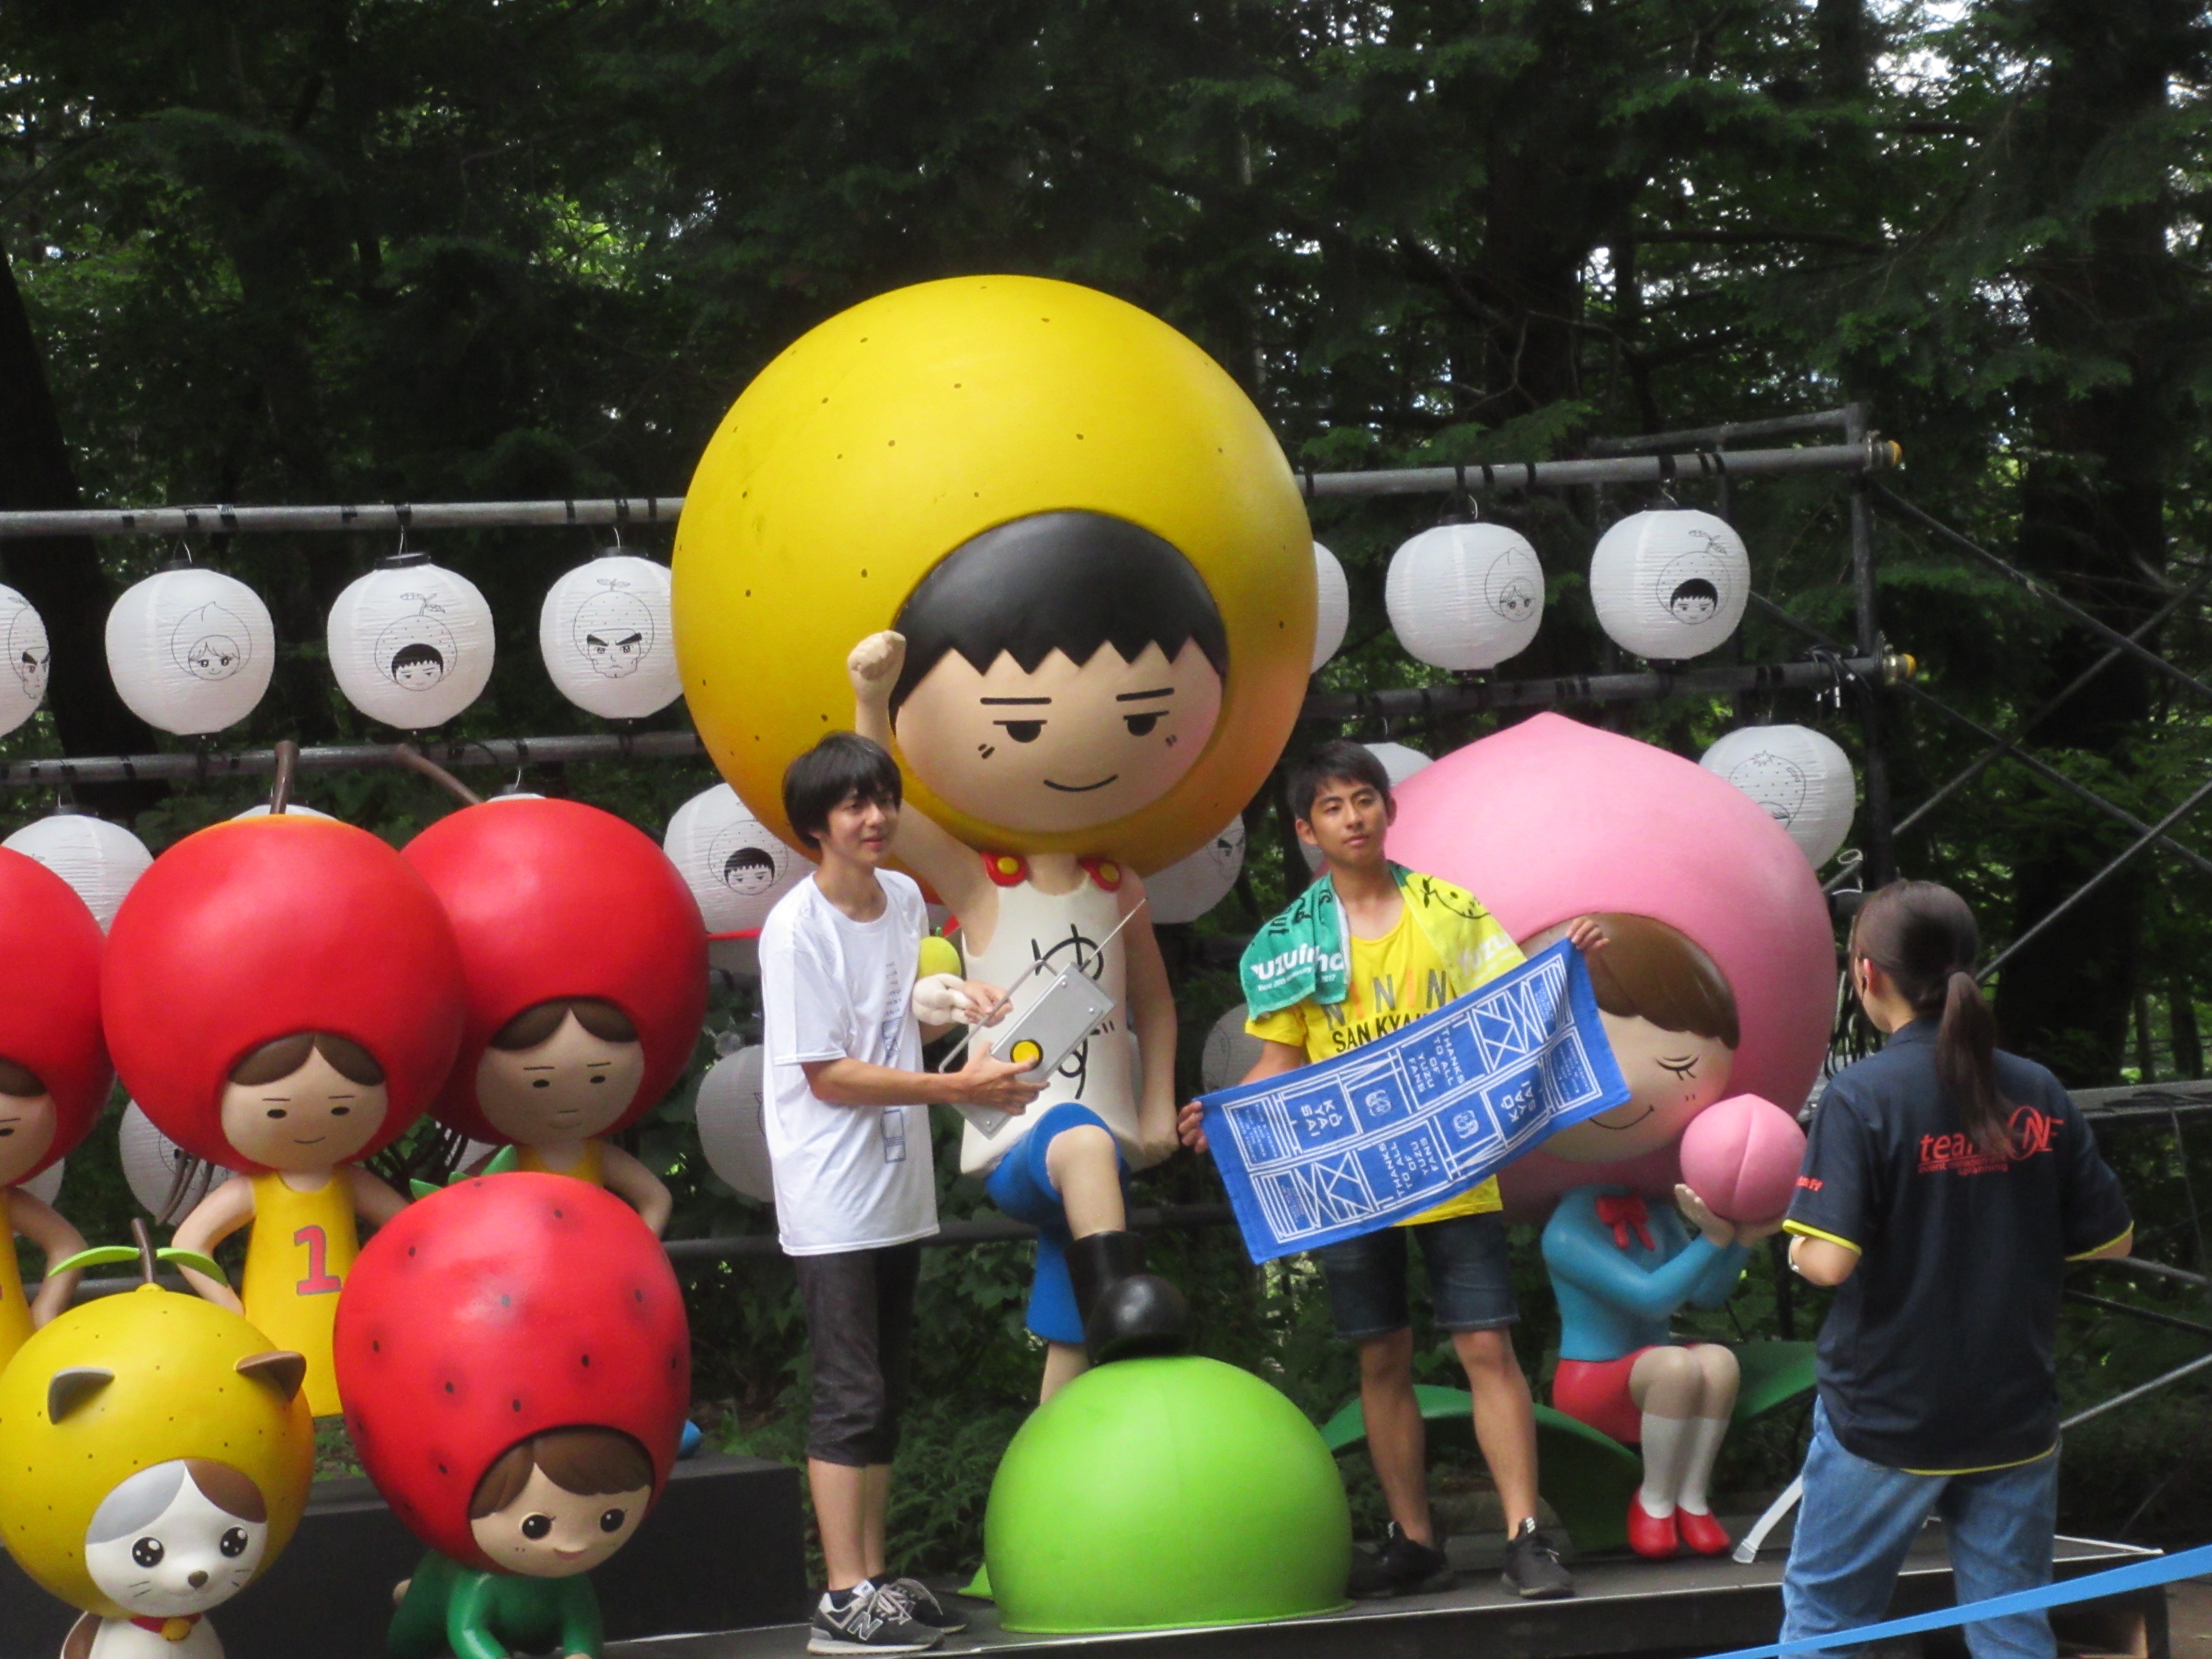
left=957, top=853, right=1139, bottom=1176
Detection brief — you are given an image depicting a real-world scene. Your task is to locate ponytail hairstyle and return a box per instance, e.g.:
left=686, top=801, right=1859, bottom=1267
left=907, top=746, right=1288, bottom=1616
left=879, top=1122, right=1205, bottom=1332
left=1851, top=881, right=2011, bottom=1156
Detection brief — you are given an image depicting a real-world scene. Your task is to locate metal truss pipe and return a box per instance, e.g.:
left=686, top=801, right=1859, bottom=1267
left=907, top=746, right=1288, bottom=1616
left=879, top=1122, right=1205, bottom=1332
left=1300, top=654, right=1906, bottom=722
left=0, top=730, right=705, bottom=789
left=0, top=438, right=1897, bottom=540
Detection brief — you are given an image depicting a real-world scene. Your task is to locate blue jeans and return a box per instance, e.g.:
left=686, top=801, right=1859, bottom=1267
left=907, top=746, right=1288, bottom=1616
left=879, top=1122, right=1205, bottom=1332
left=1781, top=1399, right=2058, bottom=1659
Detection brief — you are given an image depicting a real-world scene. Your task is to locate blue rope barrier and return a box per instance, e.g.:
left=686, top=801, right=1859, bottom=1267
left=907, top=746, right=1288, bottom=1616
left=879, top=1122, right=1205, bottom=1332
left=1700, top=1540, right=2212, bottom=1659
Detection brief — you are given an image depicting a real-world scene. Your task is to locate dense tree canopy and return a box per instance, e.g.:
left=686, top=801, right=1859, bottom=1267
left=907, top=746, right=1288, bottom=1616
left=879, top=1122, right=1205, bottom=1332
left=3, top=0, right=2210, bottom=1556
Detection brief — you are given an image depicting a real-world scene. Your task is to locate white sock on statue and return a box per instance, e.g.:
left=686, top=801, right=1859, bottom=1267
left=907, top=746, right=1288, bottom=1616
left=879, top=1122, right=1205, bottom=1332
left=1637, top=1415, right=1691, bottom=1516
left=1675, top=1415, right=1730, bottom=1516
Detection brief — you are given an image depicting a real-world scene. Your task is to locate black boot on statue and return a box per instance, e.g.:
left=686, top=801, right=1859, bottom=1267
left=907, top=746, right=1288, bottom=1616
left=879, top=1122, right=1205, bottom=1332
left=1065, top=1229, right=1191, bottom=1366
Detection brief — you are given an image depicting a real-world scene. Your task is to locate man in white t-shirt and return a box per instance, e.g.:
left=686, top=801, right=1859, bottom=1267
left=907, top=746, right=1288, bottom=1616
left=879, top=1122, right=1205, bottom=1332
left=759, top=731, right=1040, bottom=1656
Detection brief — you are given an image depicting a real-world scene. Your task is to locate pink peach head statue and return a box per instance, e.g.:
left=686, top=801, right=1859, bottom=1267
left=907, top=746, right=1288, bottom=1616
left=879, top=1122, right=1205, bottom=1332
left=1385, top=711, right=1833, bottom=1212
left=1387, top=712, right=1832, bottom=1559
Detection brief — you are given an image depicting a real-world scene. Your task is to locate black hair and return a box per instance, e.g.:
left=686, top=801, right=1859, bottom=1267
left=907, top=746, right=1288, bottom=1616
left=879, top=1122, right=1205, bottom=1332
left=1851, top=881, right=2010, bottom=1156
left=1669, top=578, right=1720, bottom=608
left=888, top=511, right=1228, bottom=714
left=1285, top=739, right=1394, bottom=824
left=391, top=641, right=446, bottom=673
left=782, top=732, right=903, bottom=852
left=724, top=846, right=777, bottom=876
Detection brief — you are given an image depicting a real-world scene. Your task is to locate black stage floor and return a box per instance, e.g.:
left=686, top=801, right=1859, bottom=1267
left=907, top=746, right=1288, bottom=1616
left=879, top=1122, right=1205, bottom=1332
left=610, top=1525, right=2168, bottom=1659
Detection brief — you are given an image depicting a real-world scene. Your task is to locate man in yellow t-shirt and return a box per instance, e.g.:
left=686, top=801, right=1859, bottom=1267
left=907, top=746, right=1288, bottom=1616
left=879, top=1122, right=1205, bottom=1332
left=1181, top=740, right=1600, bottom=1603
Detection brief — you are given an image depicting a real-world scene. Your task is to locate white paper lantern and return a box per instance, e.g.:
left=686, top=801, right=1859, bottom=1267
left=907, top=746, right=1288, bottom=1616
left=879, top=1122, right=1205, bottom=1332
left=326, top=553, right=495, bottom=729
left=3, top=812, right=153, bottom=930
left=1385, top=522, right=1545, bottom=671
left=105, top=565, right=276, bottom=735
left=1589, top=508, right=1750, bottom=661
left=663, top=784, right=809, bottom=936
left=1147, top=817, right=1246, bottom=924
left=1201, top=1003, right=1264, bottom=1094
left=695, top=1046, right=773, bottom=1205
left=232, top=801, right=334, bottom=821
left=538, top=553, right=681, bottom=720
left=1701, top=724, right=1857, bottom=868
left=0, top=585, right=49, bottom=737
left=119, top=1100, right=231, bottom=1220
left=1311, top=542, right=1350, bottom=672
left=22, top=1158, right=62, bottom=1207
left=1300, top=742, right=1432, bottom=870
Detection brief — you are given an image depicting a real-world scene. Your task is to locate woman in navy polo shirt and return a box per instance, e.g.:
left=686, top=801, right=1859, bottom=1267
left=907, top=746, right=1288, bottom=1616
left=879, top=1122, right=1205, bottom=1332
left=1781, top=882, right=2133, bottom=1659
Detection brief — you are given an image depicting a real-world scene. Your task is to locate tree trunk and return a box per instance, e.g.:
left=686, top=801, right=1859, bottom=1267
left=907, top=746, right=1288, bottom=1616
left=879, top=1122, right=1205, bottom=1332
left=1994, top=0, right=2200, bottom=1084
left=0, top=236, right=162, bottom=817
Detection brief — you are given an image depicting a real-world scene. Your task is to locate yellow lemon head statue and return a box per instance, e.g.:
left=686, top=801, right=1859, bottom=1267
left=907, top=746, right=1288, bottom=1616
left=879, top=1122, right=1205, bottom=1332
left=672, top=276, right=1314, bottom=872
left=0, top=1248, right=314, bottom=1621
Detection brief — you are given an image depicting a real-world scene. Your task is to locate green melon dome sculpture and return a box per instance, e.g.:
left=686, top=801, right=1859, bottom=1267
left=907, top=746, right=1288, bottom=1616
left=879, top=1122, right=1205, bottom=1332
left=984, top=1356, right=1351, bottom=1633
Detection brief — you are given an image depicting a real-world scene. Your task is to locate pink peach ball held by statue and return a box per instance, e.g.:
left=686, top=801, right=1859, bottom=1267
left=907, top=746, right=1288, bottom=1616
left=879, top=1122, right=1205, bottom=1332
left=99, top=809, right=467, bottom=1417
left=1386, top=713, right=1831, bottom=1558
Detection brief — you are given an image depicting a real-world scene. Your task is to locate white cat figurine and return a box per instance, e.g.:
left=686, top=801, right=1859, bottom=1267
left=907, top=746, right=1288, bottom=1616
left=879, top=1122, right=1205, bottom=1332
left=65, top=1460, right=270, bottom=1659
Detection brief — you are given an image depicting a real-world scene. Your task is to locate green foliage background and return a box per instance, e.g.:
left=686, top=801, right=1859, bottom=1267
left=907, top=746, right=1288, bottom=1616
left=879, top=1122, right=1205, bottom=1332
left=2, top=0, right=2209, bottom=1576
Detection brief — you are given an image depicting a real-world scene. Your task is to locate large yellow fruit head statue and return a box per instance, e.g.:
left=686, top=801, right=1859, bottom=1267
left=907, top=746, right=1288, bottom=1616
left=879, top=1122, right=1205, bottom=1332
left=672, top=276, right=1313, bottom=872
left=0, top=1232, right=314, bottom=1636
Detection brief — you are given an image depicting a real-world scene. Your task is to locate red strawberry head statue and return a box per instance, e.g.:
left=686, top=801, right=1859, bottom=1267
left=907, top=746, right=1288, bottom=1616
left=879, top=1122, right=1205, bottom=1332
left=0, top=847, right=110, bottom=1190
left=101, top=815, right=466, bottom=1174
left=333, top=1174, right=690, bottom=1575
left=401, top=799, right=707, bottom=1152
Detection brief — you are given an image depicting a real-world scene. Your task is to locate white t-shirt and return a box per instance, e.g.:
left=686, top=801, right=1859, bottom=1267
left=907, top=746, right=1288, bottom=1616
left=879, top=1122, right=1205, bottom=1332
left=758, top=870, right=937, bottom=1255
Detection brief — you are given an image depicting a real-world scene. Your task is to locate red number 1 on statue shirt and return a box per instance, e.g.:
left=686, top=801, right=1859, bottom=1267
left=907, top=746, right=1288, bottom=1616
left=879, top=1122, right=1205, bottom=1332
left=295, top=1225, right=343, bottom=1295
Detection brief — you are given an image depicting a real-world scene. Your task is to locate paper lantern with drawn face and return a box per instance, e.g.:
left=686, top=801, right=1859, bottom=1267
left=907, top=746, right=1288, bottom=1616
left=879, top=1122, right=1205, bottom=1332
left=2, top=812, right=153, bottom=932
left=1385, top=522, right=1544, bottom=672
left=661, top=783, right=808, bottom=937
left=1200, top=1002, right=1263, bottom=1094
left=1310, top=543, right=1350, bottom=672
left=694, top=1045, right=772, bottom=1205
left=1700, top=724, right=1857, bottom=869
left=1588, top=509, right=1749, bottom=661
left=539, top=553, right=681, bottom=720
left=1147, top=816, right=1246, bottom=924
left=0, top=585, right=48, bottom=736
left=105, top=566, right=277, bottom=736
left=118, top=1099, right=232, bottom=1219
left=326, top=554, right=495, bottom=729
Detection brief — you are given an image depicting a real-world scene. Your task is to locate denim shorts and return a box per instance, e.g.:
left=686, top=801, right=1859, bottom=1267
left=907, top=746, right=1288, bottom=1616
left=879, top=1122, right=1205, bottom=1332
left=1313, top=1211, right=1518, bottom=1341
left=983, top=1101, right=1126, bottom=1345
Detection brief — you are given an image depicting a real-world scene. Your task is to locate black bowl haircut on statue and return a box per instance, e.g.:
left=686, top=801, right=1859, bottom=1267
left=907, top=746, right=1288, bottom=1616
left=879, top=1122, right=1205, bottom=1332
left=887, top=511, right=1229, bottom=716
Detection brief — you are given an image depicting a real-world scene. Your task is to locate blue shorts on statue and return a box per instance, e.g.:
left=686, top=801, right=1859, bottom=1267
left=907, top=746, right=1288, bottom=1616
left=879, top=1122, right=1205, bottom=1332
left=984, top=1101, right=1129, bottom=1345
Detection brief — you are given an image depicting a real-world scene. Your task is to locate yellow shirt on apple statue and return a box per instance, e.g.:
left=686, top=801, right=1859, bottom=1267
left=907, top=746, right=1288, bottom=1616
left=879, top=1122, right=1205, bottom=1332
left=1246, top=905, right=1519, bottom=1224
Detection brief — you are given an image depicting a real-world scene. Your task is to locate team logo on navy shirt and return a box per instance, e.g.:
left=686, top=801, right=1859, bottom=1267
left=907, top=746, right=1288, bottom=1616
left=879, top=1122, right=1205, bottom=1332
left=1917, top=1104, right=2060, bottom=1175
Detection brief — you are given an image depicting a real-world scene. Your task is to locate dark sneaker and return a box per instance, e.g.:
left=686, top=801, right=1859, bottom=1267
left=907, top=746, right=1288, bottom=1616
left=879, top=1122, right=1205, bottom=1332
left=1502, top=1518, right=1575, bottom=1600
left=880, top=1578, right=968, bottom=1635
left=1347, top=1521, right=1453, bottom=1598
left=808, top=1584, right=943, bottom=1654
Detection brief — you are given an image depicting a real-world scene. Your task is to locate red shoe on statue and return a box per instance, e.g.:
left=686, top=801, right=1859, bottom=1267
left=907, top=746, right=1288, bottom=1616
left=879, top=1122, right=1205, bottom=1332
left=1627, top=1494, right=1679, bottom=1559
left=1675, top=1508, right=1732, bottom=1557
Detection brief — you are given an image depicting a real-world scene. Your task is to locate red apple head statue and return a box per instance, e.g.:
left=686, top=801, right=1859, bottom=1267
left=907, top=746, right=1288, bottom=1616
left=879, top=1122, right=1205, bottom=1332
left=0, top=847, right=111, bottom=1181
left=402, top=798, right=707, bottom=1147
left=101, top=815, right=466, bottom=1172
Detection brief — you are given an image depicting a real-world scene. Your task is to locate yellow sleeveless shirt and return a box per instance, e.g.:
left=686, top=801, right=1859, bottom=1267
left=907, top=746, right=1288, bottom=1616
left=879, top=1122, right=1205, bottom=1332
left=0, top=1189, right=31, bottom=1370
left=240, top=1172, right=358, bottom=1417
left=515, top=1140, right=607, bottom=1186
